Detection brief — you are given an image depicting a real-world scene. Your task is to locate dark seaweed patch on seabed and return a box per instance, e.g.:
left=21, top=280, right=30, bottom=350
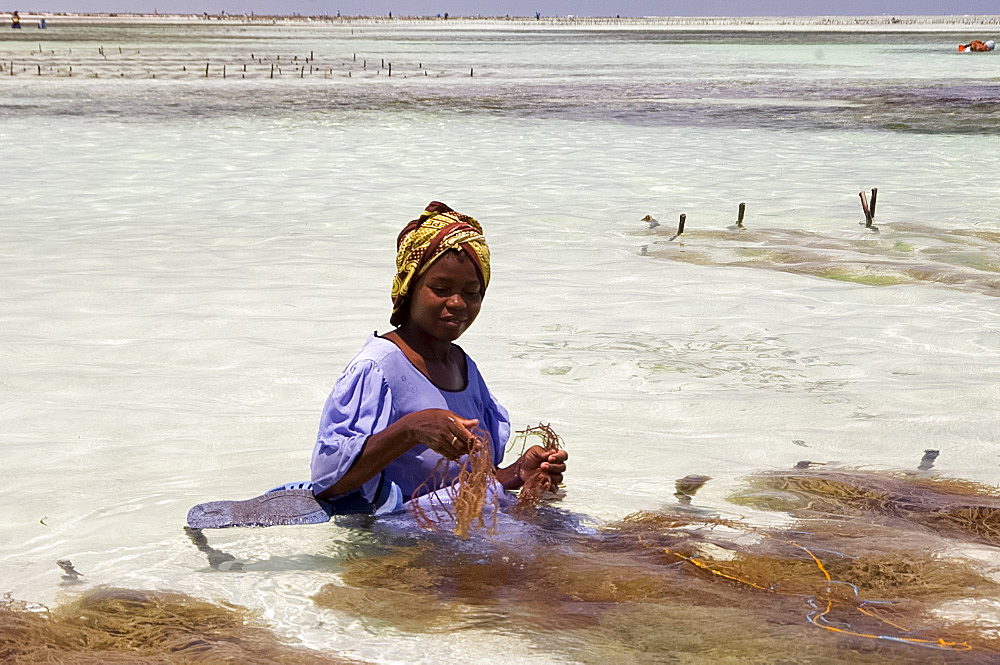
left=3, top=77, right=999, bottom=135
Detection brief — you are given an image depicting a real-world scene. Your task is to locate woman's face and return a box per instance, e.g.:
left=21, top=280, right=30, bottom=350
left=407, top=250, right=483, bottom=342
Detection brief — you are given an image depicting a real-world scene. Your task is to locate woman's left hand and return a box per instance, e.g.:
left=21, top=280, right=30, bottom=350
left=513, top=445, right=568, bottom=492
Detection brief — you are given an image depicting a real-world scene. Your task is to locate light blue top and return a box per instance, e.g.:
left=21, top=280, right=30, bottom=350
left=311, top=335, right=511, bottom=503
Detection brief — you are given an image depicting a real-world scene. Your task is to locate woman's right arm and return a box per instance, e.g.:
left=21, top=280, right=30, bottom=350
left=310, top=360, right=478, bottom=500
left=316, top=409, right=478, bottom=499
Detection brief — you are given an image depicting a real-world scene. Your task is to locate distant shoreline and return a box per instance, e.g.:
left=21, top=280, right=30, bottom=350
left=4, top=12, right=1000, bottom=32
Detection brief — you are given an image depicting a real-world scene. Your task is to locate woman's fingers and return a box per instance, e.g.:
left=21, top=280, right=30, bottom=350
left=541, top=467, right=563, bottom=488
left=517, top=446, right=566, bottom=492
left=451, top=417, right=479, bottom=444
left=540, top=459, right=567, bottom=474
left=403, top=409, right=486, bottom=460
left=435, top=413, right=479, bottom=459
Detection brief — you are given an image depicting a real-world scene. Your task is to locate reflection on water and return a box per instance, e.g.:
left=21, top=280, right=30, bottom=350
left=642, top=221, right=1000, bottom=296
left=0, top=587, right=362, bottom=665
left=310, top=469, right=1000, bottom=663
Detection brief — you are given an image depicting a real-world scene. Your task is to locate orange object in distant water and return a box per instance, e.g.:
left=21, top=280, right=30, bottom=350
left=959, top=40, right=995, bottom=52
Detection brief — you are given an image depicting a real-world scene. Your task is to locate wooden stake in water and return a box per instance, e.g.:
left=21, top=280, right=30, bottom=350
left=859, top=191, right=879, bottom=232
left=223, top=64, right=226, bottom=78
left=729, top=202, right=746, bottom=230
left=388, top=62, right=392, bottom=76
left=270, top=63, right=274, bottom=79
left=859, top=191, right=873, bottom=227
left=205, top=62, right=209, bottom=77
left=869, top=187, right=878, bottom=219
left=670, top=214, right=686, bottom=241
left=470, top=67, right=474, bottom=77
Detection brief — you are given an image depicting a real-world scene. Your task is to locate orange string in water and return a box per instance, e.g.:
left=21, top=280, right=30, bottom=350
left=663, top=538, right=974, bottom=653
left=664, top=548, right=773, bottom=592
left=792, top=542, right=973, bottom=652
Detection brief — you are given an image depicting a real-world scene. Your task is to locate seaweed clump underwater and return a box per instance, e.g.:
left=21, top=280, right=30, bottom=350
left=316, top=467, right=1000, bottom=664
left=641, top=221, right=1000, bottom=297
left=0, top=587, right=361, bottom=665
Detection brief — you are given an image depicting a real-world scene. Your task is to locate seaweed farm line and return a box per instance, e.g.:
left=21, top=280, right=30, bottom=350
left=1, top=48, right=460, bottom=79
left=1, top=20, right=1000, bottom=665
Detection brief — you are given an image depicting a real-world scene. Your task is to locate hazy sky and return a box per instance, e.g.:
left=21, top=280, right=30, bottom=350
left=15, top=1, right=1000, bottom=17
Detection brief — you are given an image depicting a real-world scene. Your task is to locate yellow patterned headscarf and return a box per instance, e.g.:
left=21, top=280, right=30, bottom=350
left=390, top=201, right=491, bottom=326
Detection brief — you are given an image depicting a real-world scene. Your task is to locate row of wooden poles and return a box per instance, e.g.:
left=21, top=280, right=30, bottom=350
left=656, top=188, right=880, bottom=241
left=1, top=48, right=476, bottom=78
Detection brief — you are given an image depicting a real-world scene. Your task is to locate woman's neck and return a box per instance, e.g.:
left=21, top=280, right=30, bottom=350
left=393, top=324, right=453, bottom=362
left=383, top=325, right=466, bottom=391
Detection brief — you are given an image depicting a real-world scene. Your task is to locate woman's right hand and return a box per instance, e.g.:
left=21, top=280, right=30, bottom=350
left=399, top=409, right=479, bottom=460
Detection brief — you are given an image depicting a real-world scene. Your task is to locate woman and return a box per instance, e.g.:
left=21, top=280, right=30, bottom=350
left=310, top=202, right=567, bottom=512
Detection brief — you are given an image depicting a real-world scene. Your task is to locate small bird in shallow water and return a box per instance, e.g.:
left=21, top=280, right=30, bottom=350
left=641, top=215, right=660, bottom=229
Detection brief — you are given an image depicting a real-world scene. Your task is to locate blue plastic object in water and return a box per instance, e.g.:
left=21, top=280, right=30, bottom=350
left=186, top=479, right=403, bottom=529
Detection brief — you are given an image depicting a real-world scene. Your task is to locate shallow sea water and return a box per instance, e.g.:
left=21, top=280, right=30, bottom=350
left=2, top=20, right=1000, bottom=663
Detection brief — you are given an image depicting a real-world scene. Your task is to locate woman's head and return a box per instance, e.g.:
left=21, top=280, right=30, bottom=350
left=390, top=202, right=490, bottom=329
left=404, top=249, right=483, bottom=341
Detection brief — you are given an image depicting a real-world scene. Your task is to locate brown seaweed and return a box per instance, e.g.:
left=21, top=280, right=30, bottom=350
left=731, top=469, right=1000, bottom=547
left=510, top=423, right=565, bottom=510
left=0, top=587, right=362, bottom=665
left=408, top=426, right=499, bottom=539
left=317, top=468, right=1000, bottom=663
left=642, top=221, right=1000, bottom=297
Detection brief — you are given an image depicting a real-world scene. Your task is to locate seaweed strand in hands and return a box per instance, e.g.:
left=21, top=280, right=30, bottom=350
left=409, top=426, right=499, bottom=539
left=511, top=423, right=564, bottom=509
